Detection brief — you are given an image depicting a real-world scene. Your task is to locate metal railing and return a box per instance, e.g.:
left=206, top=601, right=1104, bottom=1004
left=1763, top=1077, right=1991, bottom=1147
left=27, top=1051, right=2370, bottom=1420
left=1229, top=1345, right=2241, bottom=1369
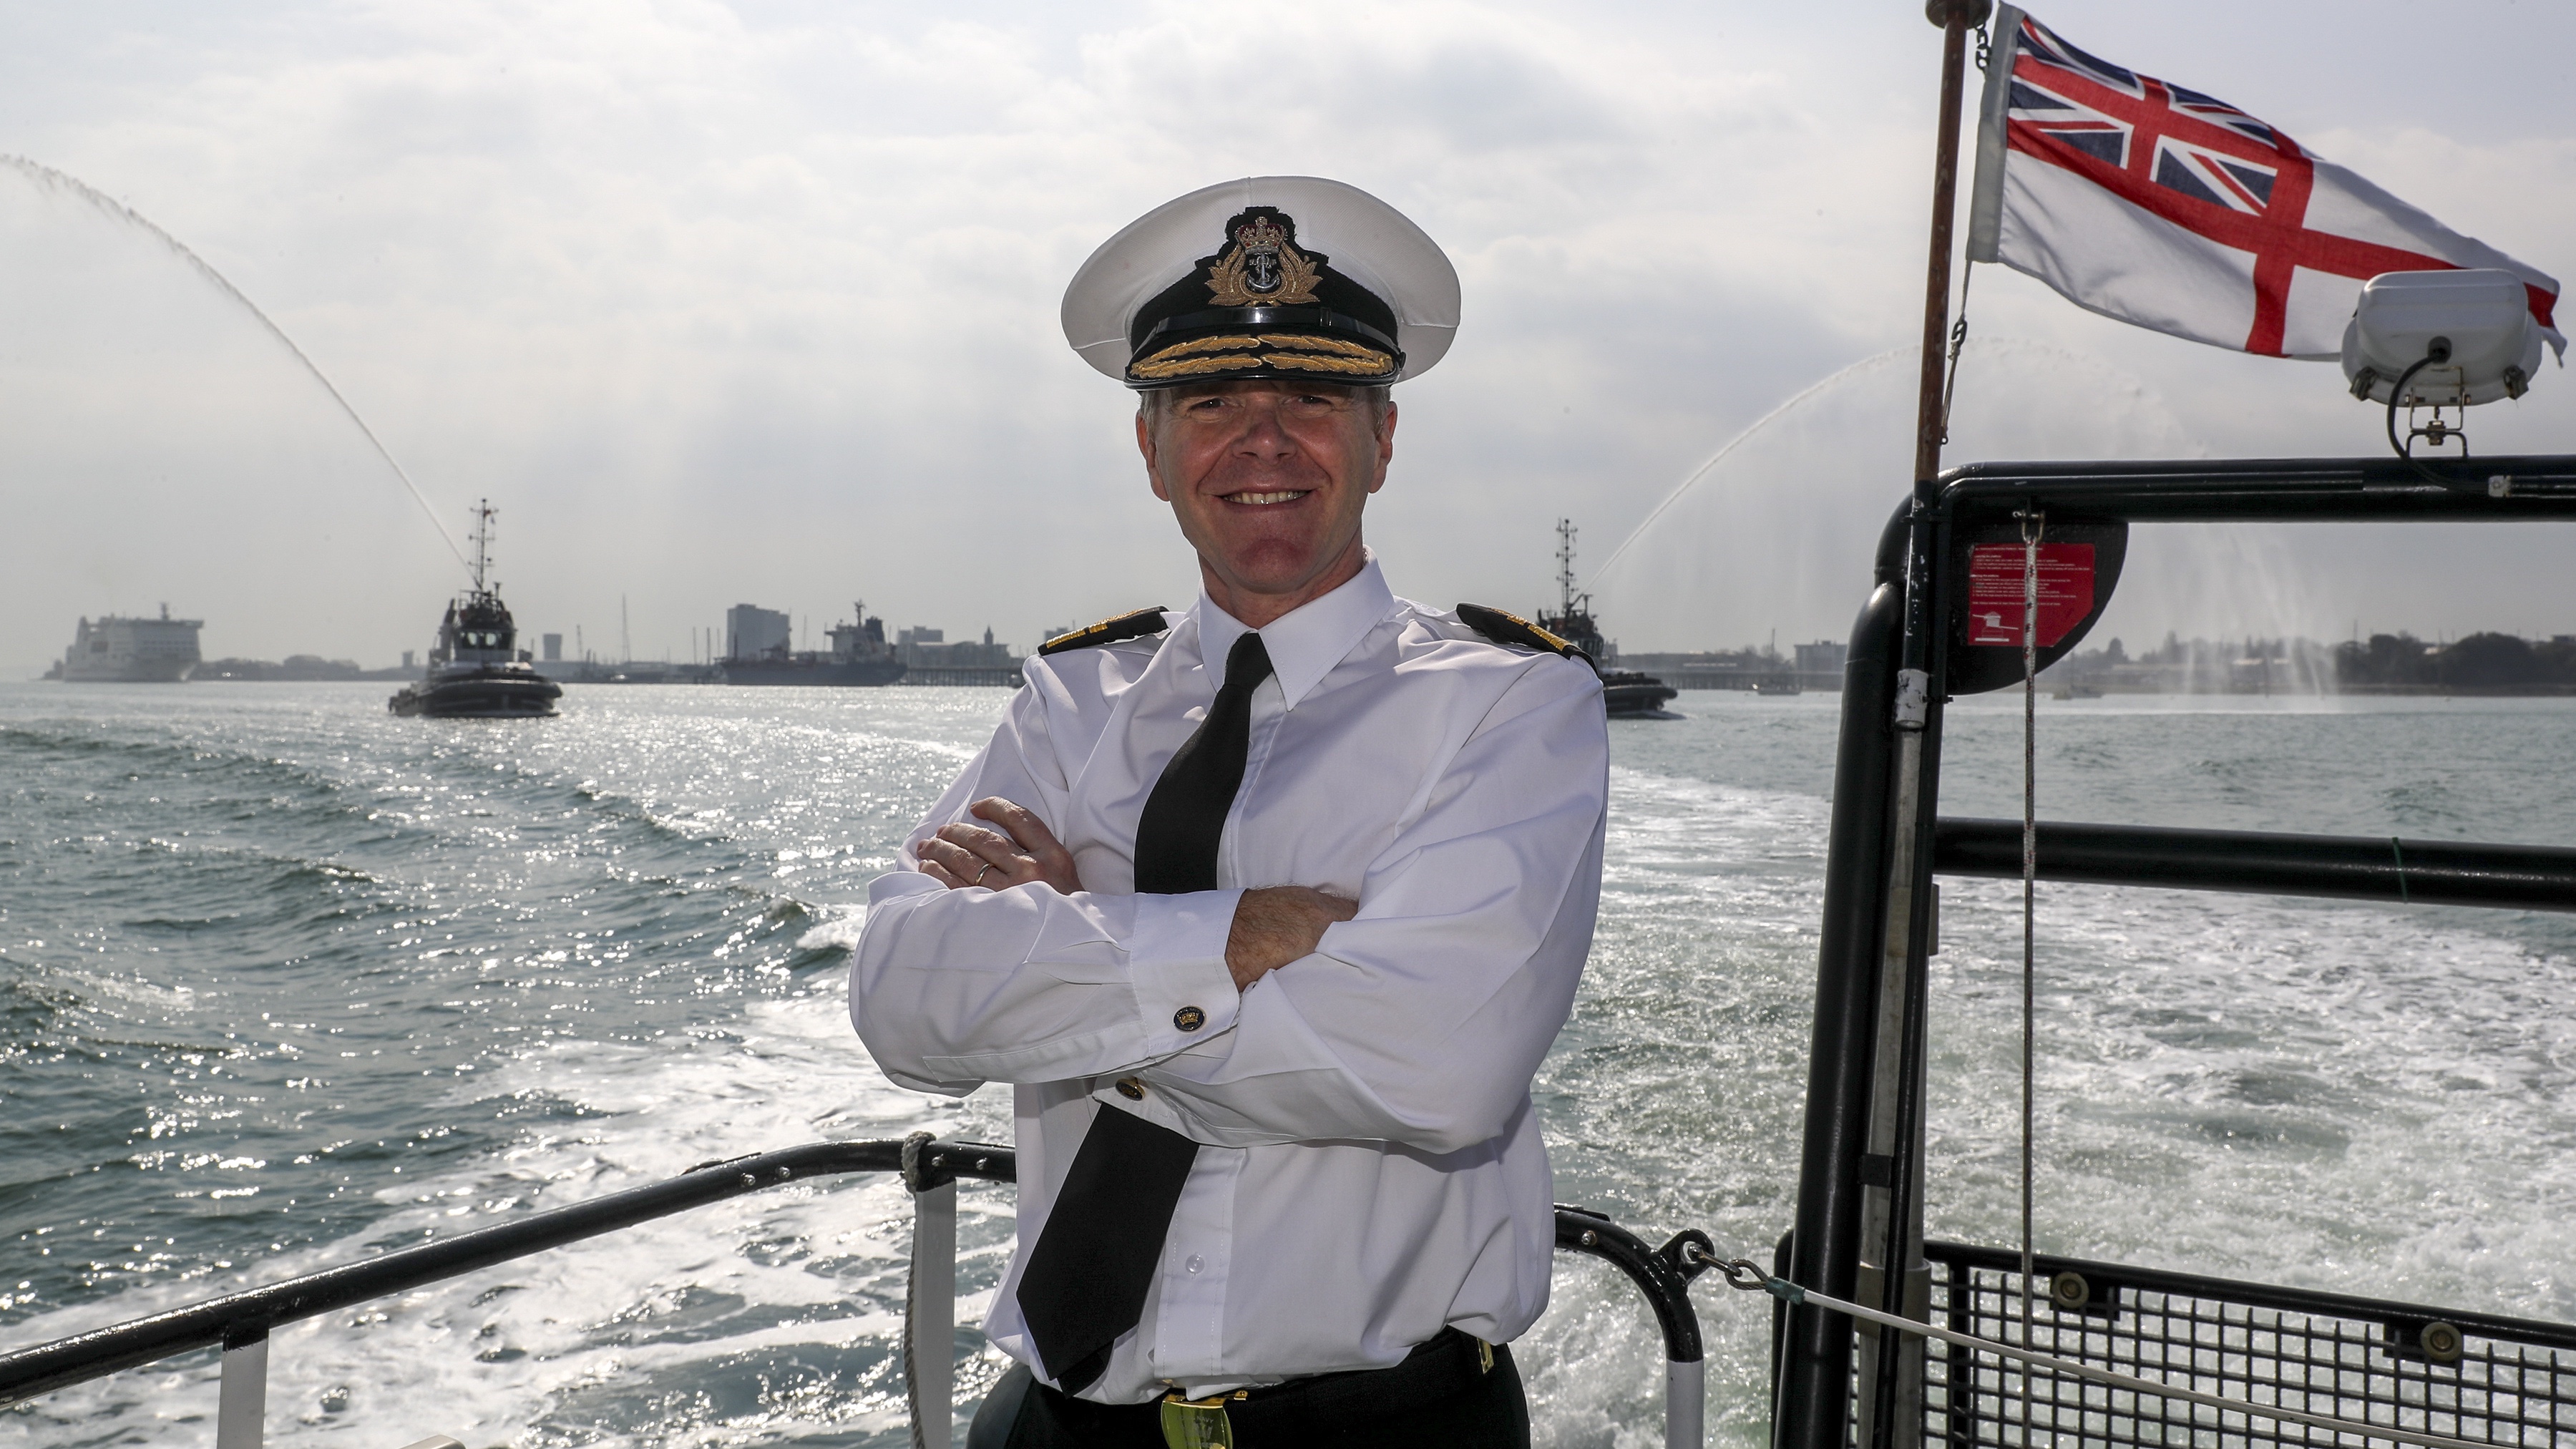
left=1, top=1136, right=1715, bottom=1448
left=1780, top=454, right=2576, bottom=1449
left=1933, top=819, right=2576, bottom=913
left=1922, top=1241, right=2576, bottom=1449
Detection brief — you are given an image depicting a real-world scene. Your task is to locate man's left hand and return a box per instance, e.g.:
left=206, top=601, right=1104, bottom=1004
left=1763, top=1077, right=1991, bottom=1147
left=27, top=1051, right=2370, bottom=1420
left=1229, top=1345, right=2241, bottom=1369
left=918, top=797, right=1084, bottom=894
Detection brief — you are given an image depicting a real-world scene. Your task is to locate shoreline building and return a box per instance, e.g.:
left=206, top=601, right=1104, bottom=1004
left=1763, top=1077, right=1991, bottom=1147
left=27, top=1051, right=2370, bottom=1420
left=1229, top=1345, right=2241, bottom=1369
left=899, top=625, right=1023, bottom=686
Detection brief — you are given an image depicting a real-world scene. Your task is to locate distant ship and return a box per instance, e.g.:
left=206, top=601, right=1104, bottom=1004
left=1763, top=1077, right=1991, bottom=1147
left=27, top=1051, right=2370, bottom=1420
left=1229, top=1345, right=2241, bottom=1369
left=721, top=604, right=907, bottom=686
left=1536, top=521, right=1679, bottom=719
left=388, top=501, right=562, bottom=719
left=46, top=606, right=202, bottom=683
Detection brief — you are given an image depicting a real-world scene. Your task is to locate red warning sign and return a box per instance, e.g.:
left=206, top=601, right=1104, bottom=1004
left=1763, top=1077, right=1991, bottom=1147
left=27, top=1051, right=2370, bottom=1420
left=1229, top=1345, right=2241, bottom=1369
left=1967, top=543, right=2095, bottom=648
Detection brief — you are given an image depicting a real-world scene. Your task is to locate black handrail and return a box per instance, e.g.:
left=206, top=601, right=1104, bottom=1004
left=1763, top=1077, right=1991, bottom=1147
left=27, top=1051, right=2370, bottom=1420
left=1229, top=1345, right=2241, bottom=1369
left=1, top=1137, right=1710, bottom=1405
left=1936, top=454, right=2576, bottom=522
left=0, top=1138, right=1008, bottom=1404
left=1936, top=819, right=2576, bottom=912
left=1780, top=577, right=1907, bottom=1446
left=1554, top=1206, right=1716, bottom=1363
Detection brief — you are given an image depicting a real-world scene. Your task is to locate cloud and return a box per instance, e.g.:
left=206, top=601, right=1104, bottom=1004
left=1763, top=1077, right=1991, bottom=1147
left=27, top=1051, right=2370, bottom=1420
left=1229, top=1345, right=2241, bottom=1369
left=1, top=0, right=2571, bottom=673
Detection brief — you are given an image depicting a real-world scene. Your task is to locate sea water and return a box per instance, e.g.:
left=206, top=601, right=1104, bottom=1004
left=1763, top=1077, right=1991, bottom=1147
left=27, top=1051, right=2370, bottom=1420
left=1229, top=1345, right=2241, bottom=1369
left=4, top=683, right=2572, bottom=1448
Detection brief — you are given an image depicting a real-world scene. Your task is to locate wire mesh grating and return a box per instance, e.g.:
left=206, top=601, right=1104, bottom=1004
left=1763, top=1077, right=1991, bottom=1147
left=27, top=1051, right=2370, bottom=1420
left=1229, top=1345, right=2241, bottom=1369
left=1917, top=1244, right=2576, bottom=1449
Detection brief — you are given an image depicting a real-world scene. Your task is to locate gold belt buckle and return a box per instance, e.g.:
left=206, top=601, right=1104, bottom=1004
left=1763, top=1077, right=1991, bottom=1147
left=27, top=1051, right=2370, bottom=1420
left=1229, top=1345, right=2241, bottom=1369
left=1158, top=1390, right=1241, bottom=1449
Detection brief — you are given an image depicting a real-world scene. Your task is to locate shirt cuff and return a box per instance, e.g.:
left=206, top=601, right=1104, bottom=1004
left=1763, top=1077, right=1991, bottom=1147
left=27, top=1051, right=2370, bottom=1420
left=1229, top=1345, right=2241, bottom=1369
left=1123, top=888, right=1243, bottom=1059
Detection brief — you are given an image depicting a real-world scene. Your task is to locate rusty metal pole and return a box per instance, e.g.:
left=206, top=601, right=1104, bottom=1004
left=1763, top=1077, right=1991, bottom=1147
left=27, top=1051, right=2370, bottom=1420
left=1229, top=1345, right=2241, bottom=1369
left=1868, top=7, right=1985, bottom=1449
left=1913, top=1, right=1979, bottom=484
left=1780, top=14, right=1983, bottom=1449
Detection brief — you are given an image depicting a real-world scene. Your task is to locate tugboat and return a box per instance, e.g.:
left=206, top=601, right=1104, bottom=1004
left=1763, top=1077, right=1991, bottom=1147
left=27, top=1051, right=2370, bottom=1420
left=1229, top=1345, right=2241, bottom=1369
left=1536, top=519, right=1680, bottom=718
left=388, top=501, right=562, bottom=719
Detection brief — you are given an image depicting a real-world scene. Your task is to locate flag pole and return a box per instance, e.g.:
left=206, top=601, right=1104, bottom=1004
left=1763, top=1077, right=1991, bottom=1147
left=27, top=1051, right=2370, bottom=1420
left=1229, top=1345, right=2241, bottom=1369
left=1914, top=0, right=1985, bottom=482
left=1858, top=8, right=1991, bottom=1448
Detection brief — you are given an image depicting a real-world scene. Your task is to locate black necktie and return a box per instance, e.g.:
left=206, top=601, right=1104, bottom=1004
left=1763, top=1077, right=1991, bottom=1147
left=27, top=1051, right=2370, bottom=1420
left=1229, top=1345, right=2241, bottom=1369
left=1017, top=630, right=1274, bottom=1393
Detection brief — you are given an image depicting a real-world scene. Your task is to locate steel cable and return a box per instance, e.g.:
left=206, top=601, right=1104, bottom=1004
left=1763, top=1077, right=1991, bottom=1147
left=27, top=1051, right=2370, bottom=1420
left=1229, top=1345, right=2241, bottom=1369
left=2019, top=509, right=2043, bottom=1444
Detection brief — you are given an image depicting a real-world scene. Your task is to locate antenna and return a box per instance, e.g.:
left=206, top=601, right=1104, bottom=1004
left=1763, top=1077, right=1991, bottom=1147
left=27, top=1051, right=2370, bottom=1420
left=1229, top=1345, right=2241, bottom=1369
left=468, top=499, right=496, bottom=593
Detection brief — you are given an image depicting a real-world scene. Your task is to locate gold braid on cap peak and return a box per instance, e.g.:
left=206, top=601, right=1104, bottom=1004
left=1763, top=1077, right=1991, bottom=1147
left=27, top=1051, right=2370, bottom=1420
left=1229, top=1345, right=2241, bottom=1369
left=1128, top=351, right=1269, bottom=381
left=1128, top=333, right=1397, bottom=382
left=1267, top=351, right=1395, bottom=376
left=1254, top=333, right=1385, bottom=359
left=1149, top=336, right=1263, bottom=361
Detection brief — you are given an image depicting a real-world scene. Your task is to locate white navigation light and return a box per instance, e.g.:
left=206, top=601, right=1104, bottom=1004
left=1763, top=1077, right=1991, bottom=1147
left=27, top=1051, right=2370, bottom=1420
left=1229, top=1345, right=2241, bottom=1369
left=2342, top=268, right=2540, bottom=406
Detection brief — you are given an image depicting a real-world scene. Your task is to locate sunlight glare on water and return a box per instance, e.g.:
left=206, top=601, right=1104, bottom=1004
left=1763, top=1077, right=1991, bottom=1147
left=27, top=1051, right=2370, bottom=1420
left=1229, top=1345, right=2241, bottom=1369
left=3, top=683, right=2572, bottom=1448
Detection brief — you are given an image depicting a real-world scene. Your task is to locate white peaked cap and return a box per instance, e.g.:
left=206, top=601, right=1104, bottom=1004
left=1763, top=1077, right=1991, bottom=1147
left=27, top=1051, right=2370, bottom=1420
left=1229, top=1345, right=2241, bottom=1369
left=1061, top=176, right=1462, bottom=385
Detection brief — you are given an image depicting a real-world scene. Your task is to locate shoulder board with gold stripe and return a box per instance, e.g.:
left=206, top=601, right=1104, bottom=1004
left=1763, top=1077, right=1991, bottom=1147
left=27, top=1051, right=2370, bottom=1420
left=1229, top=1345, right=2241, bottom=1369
left=1455, top=603, right=1592, bottom=663
left=1036, top=606, right=1171, bottom=656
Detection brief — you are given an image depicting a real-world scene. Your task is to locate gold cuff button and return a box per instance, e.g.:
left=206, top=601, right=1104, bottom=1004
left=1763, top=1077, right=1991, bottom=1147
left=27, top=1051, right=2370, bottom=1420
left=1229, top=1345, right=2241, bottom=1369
left=1114, top=1077, right=1146, bottom=1101
left=1174, top=1005, right=1207, bottom=1033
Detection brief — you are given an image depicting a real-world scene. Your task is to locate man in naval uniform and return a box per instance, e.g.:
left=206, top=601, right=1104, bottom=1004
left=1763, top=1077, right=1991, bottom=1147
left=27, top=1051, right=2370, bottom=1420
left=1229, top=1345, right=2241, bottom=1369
left=850, top=176, right=1609, bottom=1448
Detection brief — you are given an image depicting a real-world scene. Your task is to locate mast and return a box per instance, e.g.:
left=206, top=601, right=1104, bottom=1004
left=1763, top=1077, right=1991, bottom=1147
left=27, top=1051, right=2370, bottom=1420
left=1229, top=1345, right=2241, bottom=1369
left=1913, top=1, right=1984, bottom=482
left=1555, top=519, right=1580, bottom=618
left=468, top=499, right=496, bottom=594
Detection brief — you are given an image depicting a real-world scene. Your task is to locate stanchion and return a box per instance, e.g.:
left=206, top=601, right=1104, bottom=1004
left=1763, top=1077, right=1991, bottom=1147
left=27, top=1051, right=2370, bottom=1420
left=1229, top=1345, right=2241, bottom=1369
left=215, top=1330, right=267, bottom=1449
left=904, top=1133, right=958, bottom=1449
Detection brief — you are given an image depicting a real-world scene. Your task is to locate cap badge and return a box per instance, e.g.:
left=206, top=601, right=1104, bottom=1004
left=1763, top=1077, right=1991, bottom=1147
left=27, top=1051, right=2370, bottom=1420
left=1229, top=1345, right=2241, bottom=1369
left=1207, top=211, right=1320, bottom=308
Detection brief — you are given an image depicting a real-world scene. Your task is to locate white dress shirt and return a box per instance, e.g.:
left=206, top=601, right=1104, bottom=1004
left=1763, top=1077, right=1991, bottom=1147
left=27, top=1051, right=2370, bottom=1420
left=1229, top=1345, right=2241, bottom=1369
left=849, top=555, right=1608, bottom=1403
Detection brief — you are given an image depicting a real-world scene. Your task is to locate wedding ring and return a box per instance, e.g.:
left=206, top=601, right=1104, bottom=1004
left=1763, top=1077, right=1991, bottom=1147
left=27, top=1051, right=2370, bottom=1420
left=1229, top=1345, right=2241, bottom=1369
left=973, top=862, right=993, bottom=885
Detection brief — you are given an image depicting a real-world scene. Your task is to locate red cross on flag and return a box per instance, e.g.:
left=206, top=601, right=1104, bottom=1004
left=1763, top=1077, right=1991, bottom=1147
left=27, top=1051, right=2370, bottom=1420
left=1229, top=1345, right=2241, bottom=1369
left=1966, top=6, right=2564, bottom=362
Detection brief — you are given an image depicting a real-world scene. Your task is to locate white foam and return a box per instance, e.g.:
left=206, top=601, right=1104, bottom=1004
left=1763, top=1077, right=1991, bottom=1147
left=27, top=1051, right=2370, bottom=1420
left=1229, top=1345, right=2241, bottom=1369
left=2, top=989, right=1016, bottom=1446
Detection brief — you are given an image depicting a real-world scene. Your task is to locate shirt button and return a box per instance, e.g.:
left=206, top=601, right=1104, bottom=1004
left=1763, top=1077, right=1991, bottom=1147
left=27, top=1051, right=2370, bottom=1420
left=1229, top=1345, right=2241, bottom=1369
left=1115, top=1077, right=1146, bottom=1101
left=1185, top=1254, right=1204, bottom=1274
left=1174, top=1005, right=1206, bottom=1033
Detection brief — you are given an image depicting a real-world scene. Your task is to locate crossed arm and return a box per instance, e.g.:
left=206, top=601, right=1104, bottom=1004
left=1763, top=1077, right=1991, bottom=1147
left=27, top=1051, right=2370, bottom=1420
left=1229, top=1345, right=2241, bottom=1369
left=916, top=797, right=1355, bottom=992
left=851, top=655, right=1606, bottom=1152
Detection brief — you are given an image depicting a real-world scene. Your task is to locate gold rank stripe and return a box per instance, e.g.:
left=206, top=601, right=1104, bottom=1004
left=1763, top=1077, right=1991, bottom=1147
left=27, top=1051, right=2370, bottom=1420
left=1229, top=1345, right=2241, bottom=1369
left=1036, top=605, right=1171, bottom=655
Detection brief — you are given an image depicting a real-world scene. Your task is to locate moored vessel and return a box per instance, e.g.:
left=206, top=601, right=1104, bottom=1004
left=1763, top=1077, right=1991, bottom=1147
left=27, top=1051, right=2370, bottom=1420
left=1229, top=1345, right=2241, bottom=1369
left=46, top=605, right=201, bottom=682
left=719, top=602, right=907, bottom=686
left=387, top=501, right=561, bottom=719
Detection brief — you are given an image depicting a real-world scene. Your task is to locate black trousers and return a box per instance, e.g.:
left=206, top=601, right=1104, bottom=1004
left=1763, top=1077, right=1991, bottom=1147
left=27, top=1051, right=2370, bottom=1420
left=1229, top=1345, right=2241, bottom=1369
left=973, top=1333, right=1530, bottom=1449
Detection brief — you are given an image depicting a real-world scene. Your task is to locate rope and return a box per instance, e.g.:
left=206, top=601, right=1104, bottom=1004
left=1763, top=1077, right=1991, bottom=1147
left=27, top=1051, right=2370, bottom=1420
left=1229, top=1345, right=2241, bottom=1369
left=1706, top=1257, right=2502, bottom=1449
left=2018, top=508, right=2044, bottom=1443
left=1939, top=263, right=1976, bottom=446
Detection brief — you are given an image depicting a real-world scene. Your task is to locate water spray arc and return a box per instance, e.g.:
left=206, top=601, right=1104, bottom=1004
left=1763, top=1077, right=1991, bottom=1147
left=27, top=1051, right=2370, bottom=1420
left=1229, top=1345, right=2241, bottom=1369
left=1587, top=348, right=1912, bottom=590
left=3, top=154, right=470, bottom=572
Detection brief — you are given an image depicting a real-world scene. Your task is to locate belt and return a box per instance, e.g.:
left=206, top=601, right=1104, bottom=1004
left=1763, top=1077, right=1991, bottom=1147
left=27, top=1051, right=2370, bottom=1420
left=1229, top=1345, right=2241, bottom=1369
left=1157, top=1328, right=1499, bottom=1447
left=1025, top=1328, right=1502, bottom=1448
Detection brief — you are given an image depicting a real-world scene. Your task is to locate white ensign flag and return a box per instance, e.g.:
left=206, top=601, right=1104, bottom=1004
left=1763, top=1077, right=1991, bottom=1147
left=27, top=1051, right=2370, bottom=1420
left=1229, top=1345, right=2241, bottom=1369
left=1965, top=7, right=2563, bottom=361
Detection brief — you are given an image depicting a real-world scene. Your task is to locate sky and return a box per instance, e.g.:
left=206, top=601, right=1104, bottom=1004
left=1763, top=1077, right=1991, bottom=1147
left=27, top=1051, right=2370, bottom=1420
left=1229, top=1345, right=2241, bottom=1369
left=4, top=0, right=2574, bottom=675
